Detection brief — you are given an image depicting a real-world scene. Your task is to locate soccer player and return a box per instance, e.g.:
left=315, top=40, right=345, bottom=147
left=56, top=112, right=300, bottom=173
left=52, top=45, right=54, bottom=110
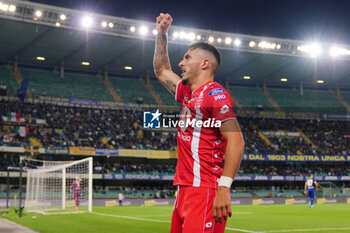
left=304, top=174, right=319, bottom=208
left=118, top=192, right=124, bottom=206
left=71, top=177, right=82, bottom=210
left=153, top=13, right=245, bottom=233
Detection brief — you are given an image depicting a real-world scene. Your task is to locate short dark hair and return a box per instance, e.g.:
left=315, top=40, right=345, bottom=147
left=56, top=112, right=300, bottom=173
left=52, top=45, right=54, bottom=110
left=188, top=42, right=221, bottom=71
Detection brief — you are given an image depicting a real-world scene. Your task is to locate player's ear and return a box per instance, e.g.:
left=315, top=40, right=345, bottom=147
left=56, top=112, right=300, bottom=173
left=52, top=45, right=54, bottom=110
left=201, top=59, right=209, bottom=70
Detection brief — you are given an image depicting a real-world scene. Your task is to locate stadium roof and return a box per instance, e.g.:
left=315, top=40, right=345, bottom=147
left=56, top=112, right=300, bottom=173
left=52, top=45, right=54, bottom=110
left=1, top=0, right=350, bottom=89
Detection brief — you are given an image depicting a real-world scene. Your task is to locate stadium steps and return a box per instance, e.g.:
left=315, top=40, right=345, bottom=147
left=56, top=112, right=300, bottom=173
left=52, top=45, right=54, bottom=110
left=268, top=88, right=346, bottom=113
left=11, top=69, right=33, bottom=99
left=261, top=88, right=282, bottom=111
left=293, top=127, right=317, bottom=149
left=302, top=89, right=345, bottom=113
left=102, top=77, right=122, bottom=102
left=109, top=77, right=157, bottom=105
left=252, top=125, right=272, bottom=146
left=151, top=80, right=182, bottom=106
left=144, top=80, right=164, bottom=105
left=230, top=86, right=273, bottom=110
left=19, top=69, right=114, bottom=101
left=227, top=90, right=243, bottom=109
left=334, top=91, right=350, bottom=112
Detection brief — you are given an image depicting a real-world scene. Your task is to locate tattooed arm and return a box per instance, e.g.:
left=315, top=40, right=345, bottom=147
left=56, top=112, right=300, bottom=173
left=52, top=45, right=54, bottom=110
left=153, top=13, right=181, bottom=95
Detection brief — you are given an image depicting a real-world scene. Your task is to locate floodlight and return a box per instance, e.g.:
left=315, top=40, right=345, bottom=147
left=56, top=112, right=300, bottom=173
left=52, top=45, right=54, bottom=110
left=101, top=21, right=107, bottom=28
left=297, top=44, right=321, bottom=57
left=317, top=80, right=324, bottom=84
left=309, top=44, right=321, bottom=57
left=187, top=32, right=195, bottom=41
left=9, top=4, right=16, bottom=12
left=179, top=31, right=186, bottom=39
left=281, top=78, right=288, bottom=82
left=55, top=22, right=61, bottom=27
left=60, top=14, right=66, bottom=21
left=196, top=35, right=201, bottom=40
left=108, top=22, right=114, bottom=28
left=81, top=15, right=93, bottom=28
left=217, top=38, right=222, bottom=43
left=35, top=10, right=42, bottom=17
left=130, top=26, right=136, bottom=32
left=276, top=44, right=281, bottom=49
left=243, top=76, right=251, bottom=80
left=329, top=46, right=350, bottom=57
left=234, top=39, right=241, bottom=46
left=82, top=61, right=90, bottom=66
left=173, top=31, right=179, bottom=38
left=1, top=3, right=9, bottom=12
left=36, top=56, right=45, bottom=61
left=124, top=66, right=132, bottom=70
left=208, top=36, right=214, bottom=43
left=258, top=41, right=267, bottom=48
left=152, top=29, right=158, bottom=35
left=1, top=4, right=9, bottom=11
left=225, top=37, right=232, bottom=45
left=249, top=41, right=256, bottom=47
left=139, top=26, right=148, bottom=35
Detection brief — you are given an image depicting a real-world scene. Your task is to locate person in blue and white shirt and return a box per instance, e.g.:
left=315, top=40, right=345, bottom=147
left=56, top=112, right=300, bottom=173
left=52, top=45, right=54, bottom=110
left=304, top=174, right=319, bottom=208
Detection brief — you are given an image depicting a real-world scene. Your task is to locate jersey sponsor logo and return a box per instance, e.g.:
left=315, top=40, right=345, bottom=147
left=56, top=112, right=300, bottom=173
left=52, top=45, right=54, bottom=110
left=208, top=88, right=225, bottom=96
left=177, top=132, right=191, bottom=141
left=220, top=105, right=230, bottom=114
left=205, top=222, right=213, bottom=228
left=214, top=94, right=227, bottom=102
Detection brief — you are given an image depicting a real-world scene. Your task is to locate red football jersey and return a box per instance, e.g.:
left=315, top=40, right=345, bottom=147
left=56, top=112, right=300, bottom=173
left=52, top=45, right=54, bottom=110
left=174, top=80, right=236, bottom=189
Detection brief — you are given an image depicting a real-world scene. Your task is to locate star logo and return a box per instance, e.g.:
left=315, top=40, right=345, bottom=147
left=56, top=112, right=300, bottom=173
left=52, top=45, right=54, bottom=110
left=150, top=109, right=161, bottom=122
left=143, top=109, right=162, bottom=129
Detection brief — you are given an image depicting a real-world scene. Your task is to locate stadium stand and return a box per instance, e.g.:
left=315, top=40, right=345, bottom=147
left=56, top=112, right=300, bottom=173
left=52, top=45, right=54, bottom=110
left=20, top=68, right=114, bottom=101
left=109, top=77, right=157, bottom=104
left=230, top=86, right=273, bottom=109
left=268, top=88, right=346, bottom=113
left=150, top=80, right=177, bottom=105
left=0, top=66, right=18, bottom=95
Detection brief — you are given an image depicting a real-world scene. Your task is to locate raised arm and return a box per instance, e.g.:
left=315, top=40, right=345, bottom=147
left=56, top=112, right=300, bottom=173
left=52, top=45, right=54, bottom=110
left=153, top=13, right=181, bottom=95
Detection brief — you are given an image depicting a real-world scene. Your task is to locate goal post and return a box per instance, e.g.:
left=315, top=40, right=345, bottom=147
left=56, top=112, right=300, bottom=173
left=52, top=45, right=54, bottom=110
left=23, top=157, right=93, bottom=215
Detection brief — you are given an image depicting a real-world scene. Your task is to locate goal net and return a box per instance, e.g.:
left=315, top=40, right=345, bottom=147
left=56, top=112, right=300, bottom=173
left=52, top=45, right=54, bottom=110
left=23, top=157, right=93, bottom=215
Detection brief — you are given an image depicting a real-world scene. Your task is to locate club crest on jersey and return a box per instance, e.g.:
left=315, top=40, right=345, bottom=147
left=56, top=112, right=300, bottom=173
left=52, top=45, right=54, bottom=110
left=208, top=88, right=225, bottom=97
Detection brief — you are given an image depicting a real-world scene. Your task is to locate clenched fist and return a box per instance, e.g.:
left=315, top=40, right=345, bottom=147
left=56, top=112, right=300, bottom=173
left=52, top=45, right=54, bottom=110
left=156, top=13, right=173, bottom=34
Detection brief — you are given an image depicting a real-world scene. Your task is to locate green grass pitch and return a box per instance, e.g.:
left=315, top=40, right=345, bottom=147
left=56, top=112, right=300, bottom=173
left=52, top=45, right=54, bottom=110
left=1, top=204, right=350, bottom=233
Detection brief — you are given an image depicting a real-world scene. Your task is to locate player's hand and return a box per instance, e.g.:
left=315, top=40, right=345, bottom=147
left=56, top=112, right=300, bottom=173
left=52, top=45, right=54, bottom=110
left=156, top=13, right=173, bottom=34
left=213, top=186, right=232, bottom=224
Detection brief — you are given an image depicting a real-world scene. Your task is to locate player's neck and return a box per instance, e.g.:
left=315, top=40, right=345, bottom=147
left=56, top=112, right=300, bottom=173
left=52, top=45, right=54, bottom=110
left=189, top=74, right=213, bottom=92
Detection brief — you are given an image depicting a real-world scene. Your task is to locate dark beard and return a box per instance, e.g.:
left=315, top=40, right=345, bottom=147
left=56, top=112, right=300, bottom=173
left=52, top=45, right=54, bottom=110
left=181, top=78, right=188, bottom=85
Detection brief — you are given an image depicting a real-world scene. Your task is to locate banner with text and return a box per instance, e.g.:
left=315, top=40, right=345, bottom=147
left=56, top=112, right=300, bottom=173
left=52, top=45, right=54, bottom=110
left=45, top=146, right=69, bottom=155
left=242, top=154, right=350, bottom=162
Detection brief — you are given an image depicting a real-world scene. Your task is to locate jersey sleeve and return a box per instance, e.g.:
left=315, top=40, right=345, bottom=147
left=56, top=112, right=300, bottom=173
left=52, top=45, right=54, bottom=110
left=208, top=87, right=236, bottom=122
left=175, top=80, right=191, bottom=103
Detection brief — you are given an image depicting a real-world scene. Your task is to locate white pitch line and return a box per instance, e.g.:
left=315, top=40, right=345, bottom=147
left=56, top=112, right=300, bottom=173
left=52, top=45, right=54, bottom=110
left=225, top=227, right=259, bottom=233
left=261, top=227, right=350, bottom=232
left=92, top=212, right=171, bottom=223
left=231, top=212, right=252, bottom=215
